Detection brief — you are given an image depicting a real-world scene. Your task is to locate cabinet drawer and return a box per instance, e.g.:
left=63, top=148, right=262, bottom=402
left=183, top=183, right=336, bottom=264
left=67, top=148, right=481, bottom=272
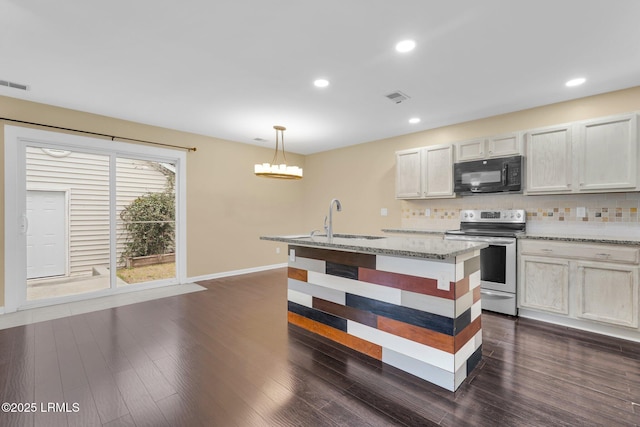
left=520, top=240, right=640, bottom=264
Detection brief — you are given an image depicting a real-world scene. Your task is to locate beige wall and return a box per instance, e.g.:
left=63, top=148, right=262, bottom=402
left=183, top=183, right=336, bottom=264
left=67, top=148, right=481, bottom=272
left=1, top=96, right=306, bottom=307
left=301, top=86, right=640, bottom=233
left=3, top=86, right=640, bottom=308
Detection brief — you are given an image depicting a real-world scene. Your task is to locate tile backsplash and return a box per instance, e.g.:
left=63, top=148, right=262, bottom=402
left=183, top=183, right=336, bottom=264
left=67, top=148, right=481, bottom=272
left=401, top=192, right=640, bottom=237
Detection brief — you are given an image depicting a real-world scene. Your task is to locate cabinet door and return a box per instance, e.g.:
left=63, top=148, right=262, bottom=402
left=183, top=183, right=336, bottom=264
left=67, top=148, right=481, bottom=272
left=455, top=138, right=485, bottom=162
left=525, top=125, right=573, bottom=193
left=519, top=256, right=570, bottom=314
left=487, top=133, right=521, bottom=158
left=395, top=148, right=422, bottom=198
left=576, top=261, right=638, bottom=328
left=423, top=144, right=454, bottom=197
left=577, top=114, right=638, bottom=192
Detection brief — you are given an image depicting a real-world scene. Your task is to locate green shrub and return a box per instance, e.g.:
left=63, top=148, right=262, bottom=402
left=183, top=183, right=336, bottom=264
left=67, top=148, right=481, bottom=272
left=120, top=189, right=175, bottom=261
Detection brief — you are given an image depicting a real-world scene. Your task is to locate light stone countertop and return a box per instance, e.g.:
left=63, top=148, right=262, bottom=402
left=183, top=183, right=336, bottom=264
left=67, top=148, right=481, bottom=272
left=381, top=228, right=640, bottom=246
left=260, top=233, right=486, bottom=260
left=519, top=233, right=640, bottom=246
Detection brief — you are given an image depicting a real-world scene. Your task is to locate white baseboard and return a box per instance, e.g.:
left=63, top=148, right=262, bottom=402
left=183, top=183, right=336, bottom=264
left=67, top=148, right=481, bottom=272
left=519, top=308, right=640, bottom=343
left=187, top=263, right=287, bottom=283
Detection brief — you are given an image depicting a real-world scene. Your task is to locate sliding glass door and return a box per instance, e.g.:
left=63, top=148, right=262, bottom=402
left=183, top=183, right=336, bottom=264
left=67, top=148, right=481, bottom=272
left=4, top=126, right=186, bottom=312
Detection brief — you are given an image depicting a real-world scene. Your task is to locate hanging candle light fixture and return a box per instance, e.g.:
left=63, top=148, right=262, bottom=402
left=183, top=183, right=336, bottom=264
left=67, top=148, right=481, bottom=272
left=254, top=125, right=303, bottom=179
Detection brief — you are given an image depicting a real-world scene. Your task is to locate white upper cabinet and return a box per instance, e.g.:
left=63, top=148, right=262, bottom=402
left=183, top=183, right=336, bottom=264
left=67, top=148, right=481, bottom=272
left=525, top=113, right=639, bottom=194
left=423, top=144, right=454, bottom=197
left=455, top=138, right=485, bottom=162
left=395, top=144, right=454, bottom=199
left=395, top=148, right=422, bottom=199
left=455, top=133, right=522, bottom=162
left=577, top=114, right=637, bottom=192
left=526, top=125, right=573, bottom=193
left=487, top=133, right=523, bottom=158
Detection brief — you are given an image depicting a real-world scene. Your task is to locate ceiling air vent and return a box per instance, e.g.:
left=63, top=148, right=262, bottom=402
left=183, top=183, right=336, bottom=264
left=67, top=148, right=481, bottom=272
left=253, top=137, right=268, bottom=143
left=0, top=79, right=29, bottom=91
left=385, top=90, right=410, bottom=104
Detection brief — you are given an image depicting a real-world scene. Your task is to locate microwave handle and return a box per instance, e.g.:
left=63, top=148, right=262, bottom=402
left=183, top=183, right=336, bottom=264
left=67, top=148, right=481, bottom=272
left=502, top=164, right=508, bottom=185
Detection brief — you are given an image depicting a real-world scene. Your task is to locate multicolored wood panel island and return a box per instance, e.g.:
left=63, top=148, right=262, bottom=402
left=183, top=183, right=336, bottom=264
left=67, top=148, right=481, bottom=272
left=260, top=234, right=486, bottom=391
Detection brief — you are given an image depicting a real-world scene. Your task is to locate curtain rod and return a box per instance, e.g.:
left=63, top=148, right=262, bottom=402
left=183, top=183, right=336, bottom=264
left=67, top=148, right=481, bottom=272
left=0, top=117, right=197, bottom=152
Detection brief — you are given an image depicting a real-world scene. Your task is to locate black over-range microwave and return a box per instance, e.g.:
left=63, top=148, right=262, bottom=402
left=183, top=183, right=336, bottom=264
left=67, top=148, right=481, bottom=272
left=453, top=155, right=523, bottom=195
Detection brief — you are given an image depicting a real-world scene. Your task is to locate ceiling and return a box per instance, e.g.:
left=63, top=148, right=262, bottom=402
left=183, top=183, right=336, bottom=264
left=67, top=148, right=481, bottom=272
left=2, top=0, right=640, bottom=155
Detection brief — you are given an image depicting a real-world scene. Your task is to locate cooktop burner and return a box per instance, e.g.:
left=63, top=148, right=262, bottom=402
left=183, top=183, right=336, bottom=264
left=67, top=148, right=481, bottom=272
left=446, top=209, right=526, bottom=237
left=445, top=229, right=525, bottom=238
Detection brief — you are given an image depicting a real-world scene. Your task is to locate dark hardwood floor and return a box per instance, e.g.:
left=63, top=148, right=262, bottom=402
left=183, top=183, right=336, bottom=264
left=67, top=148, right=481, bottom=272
left=1, top=268, right=639, bottom=426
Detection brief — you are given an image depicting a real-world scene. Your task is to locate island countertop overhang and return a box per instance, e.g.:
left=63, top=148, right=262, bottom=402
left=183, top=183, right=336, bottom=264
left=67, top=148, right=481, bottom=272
left=260, top=233, right=487, bottom=260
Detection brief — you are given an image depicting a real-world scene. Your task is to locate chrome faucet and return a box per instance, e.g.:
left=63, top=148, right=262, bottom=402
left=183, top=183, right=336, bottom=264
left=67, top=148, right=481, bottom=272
left=324, top=198, right=342, bottom=240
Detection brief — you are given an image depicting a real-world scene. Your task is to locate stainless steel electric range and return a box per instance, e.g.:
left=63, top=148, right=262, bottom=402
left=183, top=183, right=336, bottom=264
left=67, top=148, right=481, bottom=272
left=444, top=209, right=526, bottom=316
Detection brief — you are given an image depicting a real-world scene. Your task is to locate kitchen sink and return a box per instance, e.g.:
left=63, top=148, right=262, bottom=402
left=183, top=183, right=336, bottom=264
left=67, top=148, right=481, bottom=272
left=333, top=234, right=386, bottom=240
left=285, top=233, right=386, bottom=240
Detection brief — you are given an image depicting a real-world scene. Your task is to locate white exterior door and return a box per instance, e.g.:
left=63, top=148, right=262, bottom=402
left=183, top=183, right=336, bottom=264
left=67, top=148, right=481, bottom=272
left=26, top=190, right=67, bottom=279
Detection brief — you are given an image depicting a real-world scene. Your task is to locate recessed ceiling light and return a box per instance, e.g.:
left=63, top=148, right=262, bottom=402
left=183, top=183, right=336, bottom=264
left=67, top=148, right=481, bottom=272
left=565, top=77, right=586, bottom=87
left=395, top=40, right=416, bottom=53
left=314, top=79, right=330, bottom=88
left=408, top=117, right=421, bottom=124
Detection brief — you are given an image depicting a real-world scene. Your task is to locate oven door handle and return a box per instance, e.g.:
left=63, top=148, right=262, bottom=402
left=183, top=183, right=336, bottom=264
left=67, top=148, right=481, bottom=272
left=481, top=290, right=513, bottom=299
left=485, top=239, right=516, bottom=245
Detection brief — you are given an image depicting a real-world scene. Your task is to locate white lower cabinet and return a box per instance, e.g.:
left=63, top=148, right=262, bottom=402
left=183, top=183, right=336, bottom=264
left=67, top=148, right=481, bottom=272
left=520, top=256, right=569, bottom=314
left=576, top=261, right=638, bottom=328
left=518, top=240, right=640, bottom=335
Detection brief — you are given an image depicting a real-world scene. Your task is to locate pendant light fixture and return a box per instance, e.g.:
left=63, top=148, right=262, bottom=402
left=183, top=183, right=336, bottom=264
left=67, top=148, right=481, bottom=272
left=254, top=125, right=303, bottom=179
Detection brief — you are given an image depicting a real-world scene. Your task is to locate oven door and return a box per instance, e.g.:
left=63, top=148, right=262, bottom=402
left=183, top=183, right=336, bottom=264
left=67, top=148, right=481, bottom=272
left=444, top=234, right=517, bottom=315
left=477, top=238, right=516, bottom=294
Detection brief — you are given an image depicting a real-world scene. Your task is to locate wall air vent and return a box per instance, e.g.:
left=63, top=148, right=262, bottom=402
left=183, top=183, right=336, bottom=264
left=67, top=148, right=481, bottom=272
left=0, top=79, right=29, bottom=91
left=385, top=90, right=410, bottom=104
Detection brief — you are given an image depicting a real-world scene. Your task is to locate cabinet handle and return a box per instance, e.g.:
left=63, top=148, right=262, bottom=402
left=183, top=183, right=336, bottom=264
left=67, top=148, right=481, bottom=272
left=595, top=253, right=611, bottom=257
left=540, top=249, right=553, bottom=253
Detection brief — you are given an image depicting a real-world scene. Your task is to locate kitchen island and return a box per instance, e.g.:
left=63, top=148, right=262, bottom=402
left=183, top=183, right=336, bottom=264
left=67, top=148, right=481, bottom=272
left=260, top=233, right=487, bottom=391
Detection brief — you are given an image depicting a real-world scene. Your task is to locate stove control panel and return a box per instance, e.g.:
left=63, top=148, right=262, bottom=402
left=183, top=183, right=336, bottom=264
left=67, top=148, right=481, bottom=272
left=460, top=209, right=525, bottom=223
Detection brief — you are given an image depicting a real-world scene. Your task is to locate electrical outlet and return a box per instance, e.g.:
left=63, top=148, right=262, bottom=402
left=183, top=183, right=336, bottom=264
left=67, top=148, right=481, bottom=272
left=276, top=247, right=280, bottom=254
left=577, top=206, right=586, bottom=218
left=425, top=208, right=431, bottom=217
left=289, top=249, right=296, bottom=262
left=380, top=208, right=388, bottom=216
